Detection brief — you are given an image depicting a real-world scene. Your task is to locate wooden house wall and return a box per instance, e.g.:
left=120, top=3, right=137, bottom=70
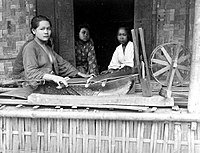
left=134, top=0, right=155, bottom=59
left=0, top=0, right=195, bottom=78
left=135, top=0, right=195, bottom=59
left=155, top=0, right=195, bottom=50
left=0, top=0, right=35, bottom=79
left=36, top=0, right=75, bottom=65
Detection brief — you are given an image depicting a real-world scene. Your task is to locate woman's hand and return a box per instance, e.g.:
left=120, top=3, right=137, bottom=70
left=100, top=69, right=115, bottom=75
left=77, top=72, right=96, bottom=78
left=43, top=74, right=69, bottom=87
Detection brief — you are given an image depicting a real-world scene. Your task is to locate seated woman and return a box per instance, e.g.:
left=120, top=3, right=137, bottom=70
left=107, top=26, right=134, bottom=72
left=75, top=24, right=99, bottom=75
left=12, top=15, right=92, bottom=96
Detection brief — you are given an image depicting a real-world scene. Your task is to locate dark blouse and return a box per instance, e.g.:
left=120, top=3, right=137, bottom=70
left=12, top=39, right=79, bottom=80
left=75, top=39, right=99, bottom=75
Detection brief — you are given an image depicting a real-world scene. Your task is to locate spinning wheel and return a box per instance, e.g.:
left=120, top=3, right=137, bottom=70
left=150, top=42, right=191, bottom=86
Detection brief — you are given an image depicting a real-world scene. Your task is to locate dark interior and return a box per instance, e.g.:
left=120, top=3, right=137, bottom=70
left=74, top=0, right=134, bottom=72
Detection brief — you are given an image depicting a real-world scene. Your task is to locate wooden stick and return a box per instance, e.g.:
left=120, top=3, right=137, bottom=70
left=131, top=29, right=142, bottom=76
left=69, top=104, right=149, bottom=111
left=139, top=28, right=152, bottom=97
left=167, top=44, right=181, bottom=92
left=138, top=28, right=151, bottom=82
left=131, top=28, right=152, bottom=97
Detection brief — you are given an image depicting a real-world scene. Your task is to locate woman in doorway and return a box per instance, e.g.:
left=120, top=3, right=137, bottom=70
left=107, top=26, right=134, bottom=72
left=75, top=24, right=99, bottom=75
left=12, top=15, right=92, bottom=96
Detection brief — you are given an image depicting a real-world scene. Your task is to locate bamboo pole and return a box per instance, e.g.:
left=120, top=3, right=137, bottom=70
left=188, top=0, right=200, bottom=113
left=0, top=109, right=200, bottom=122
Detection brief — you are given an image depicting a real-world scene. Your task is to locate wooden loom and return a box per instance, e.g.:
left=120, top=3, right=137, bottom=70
left=131, top=28, right=152, bottom=97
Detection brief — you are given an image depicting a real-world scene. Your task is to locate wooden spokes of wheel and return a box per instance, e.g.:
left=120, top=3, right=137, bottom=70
left=150, top=42, right=191, bottom=87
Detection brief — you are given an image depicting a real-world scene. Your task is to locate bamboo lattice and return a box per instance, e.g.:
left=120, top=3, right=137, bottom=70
left=0, top=117, right=200, bottom=153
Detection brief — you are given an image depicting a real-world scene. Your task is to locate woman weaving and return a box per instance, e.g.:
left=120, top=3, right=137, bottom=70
left=11, top=15, right=93, bottom=96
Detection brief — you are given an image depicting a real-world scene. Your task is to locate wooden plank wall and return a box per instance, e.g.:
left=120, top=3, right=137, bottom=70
left=134, top=0, right=154, bottom=59
left=55, top=0, right=75, bottom=65
left=36, top=0, right=75, bottom=65
left=36, top=0, right=56, bottom=49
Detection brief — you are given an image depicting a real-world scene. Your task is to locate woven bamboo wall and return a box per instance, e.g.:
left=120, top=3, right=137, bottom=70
left=0, top=0, right=36, bottom=79
left=156, top=0, right=195, bottom=50
left=0, top=117, right=199, bottom=153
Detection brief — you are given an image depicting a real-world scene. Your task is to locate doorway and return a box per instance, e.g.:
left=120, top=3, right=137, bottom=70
left=74, top=0, right=134, bottom=72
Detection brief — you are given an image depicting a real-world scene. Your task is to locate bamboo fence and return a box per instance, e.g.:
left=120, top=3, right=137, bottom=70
left=0, top=108, right=199, bottom=153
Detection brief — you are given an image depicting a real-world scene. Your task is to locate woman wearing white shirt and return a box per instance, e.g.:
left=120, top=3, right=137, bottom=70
left=108, top=27, right=134, bottom=71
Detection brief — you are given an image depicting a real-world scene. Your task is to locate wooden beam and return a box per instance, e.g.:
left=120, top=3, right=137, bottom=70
left=56, top=0, right=75, bottom=65
left=184, top=0, right=191, bottom=49
left=188, top=0, right=200, bottom=113
left=135, top=83, right=189, bottom=92
left=0, top=98, right=149, bottom=111
left=28, top=93, right=174, bottom=107
left=0, top=109, right=199, bottom=122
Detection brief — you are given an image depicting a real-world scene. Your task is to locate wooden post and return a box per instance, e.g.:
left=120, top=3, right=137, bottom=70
left=188, top=0, right=200, bottom=113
